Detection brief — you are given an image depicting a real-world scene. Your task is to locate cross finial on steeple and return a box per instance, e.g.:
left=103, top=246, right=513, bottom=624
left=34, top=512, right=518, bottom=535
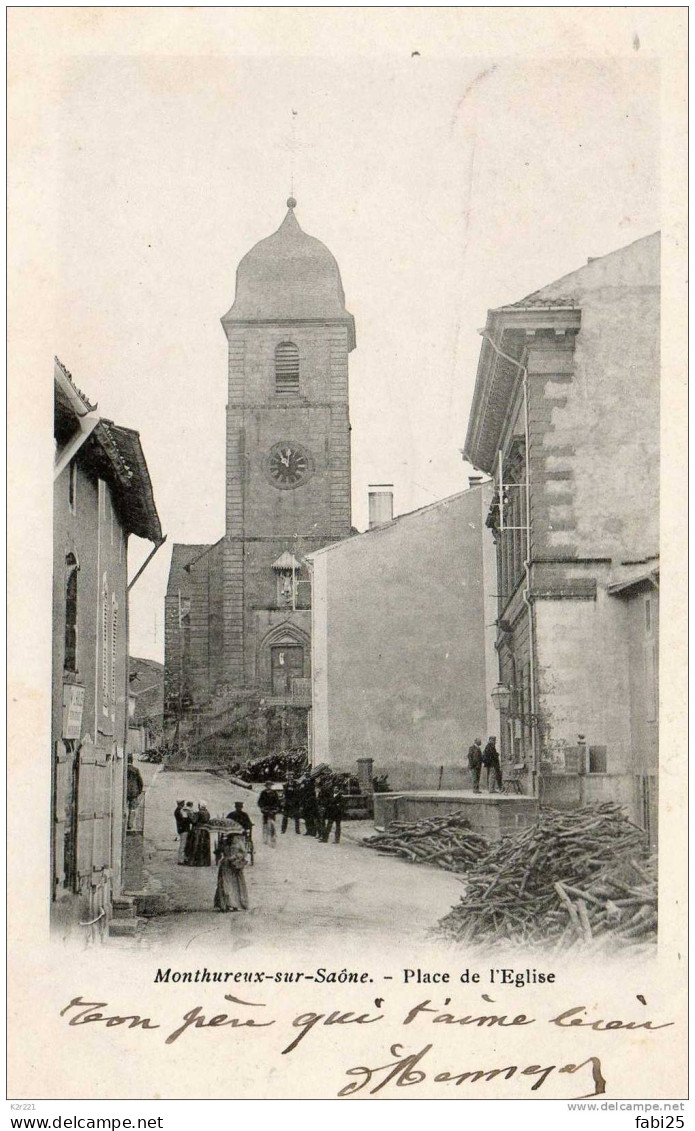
left=289, top=107, right=298, bottom=199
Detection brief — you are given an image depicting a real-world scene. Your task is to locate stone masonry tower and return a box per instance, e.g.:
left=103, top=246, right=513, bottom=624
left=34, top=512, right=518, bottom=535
left=218, top=197, right=355, bottom=741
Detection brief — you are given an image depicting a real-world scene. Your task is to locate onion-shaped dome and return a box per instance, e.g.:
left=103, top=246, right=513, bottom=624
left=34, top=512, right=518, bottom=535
left=222, top=199, right=355, bottom=349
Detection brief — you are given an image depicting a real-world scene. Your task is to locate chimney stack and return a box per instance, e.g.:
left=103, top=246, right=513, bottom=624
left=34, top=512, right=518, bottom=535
left=468, top=475, right=484, bottom=490
left=368, top=484, right=394, bottom=529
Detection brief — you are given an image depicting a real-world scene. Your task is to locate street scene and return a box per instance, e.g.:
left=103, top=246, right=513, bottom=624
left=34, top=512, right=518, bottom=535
left=49, top=51, right=661, bottom=962
left=127, top=763, right=462, bottom=952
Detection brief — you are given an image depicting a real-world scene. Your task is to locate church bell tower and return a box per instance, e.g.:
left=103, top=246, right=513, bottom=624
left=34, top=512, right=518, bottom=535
left=220, top=197, right=355, bottom=718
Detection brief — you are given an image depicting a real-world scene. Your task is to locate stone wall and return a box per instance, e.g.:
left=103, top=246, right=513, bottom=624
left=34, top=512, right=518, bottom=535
left=311, top=486, right=497, bottom=786
left=489, top=235, right=660, bottom=825
left=52, top=461, right=130, bottom=929
left=223, top=322, right=352, bottom=691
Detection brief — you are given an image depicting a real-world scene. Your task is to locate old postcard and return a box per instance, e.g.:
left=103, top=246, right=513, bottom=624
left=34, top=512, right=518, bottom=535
left=7, top=6, right=688, bottom=1105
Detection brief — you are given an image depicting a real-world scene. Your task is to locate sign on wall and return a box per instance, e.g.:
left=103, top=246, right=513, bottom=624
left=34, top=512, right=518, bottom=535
left=62, top=683, right=85, bottom=740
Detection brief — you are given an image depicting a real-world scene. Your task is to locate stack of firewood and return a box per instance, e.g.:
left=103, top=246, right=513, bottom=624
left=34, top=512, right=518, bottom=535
left=437, top=803, right=656, bottom=952
left=362, top=811, right=489, bottom=872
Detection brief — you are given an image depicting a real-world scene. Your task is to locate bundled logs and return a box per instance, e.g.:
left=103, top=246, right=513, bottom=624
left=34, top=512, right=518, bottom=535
left=362, top=811, right=489, bottom=872
left=240, top=748, right=309, bottom=783
left=437, top=803, right=657, bottom=953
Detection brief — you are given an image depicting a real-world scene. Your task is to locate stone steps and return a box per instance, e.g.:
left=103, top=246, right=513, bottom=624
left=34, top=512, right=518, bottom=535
left=108, top=917, right=142, bottom=939
left=112, top=896, right=137, bottom=919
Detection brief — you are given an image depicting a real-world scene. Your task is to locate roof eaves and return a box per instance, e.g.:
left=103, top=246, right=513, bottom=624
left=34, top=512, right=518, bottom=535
left=93, top=421, right=163, bottom=543
left=607, top=568, right=660, bottom=595
left=54, top=357, right=97, bottom=414
left=463, top=304, right=581, bottom=472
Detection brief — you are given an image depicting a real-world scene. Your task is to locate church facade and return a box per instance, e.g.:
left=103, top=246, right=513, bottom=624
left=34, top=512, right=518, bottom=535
left=164, top=199, right=356, bottom=757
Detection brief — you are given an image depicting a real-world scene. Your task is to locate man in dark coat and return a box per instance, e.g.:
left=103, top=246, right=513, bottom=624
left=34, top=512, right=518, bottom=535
left=227, top=801, right=253, bottom=833
left=300, top=776, right=320, bottom=837
left=258, top=784, right=280, bottom=846
left=482, top=736, right=503, bottom=793
left=467, top=738, right=483, bottom=793
left=126, top=754, right=144, bottom=828
left=281, top=776, right=301, bottom=834
left=320, top=785, right=345, bottom=844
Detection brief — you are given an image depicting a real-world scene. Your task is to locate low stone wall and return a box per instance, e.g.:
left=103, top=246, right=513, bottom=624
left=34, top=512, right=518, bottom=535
left=540, top=772, right=637, bottom=819
left=373, top=791, right=539, bottom=841
left=329, top=762, right=474, bottom=793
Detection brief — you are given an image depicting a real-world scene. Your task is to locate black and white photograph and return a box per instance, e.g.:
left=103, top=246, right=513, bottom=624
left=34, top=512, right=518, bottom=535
left=8, top=6, right=687, bottom=1104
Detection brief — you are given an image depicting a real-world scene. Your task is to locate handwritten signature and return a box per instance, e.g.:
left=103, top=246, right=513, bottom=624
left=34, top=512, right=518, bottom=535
left=338, top=1042, right=607, bottom=1097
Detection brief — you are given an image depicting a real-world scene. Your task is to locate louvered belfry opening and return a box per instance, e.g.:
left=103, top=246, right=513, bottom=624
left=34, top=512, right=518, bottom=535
left=275, top=341, right=300, bottom=396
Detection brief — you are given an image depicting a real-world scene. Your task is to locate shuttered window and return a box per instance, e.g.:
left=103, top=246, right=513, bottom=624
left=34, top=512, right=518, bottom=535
left=111, top=596, right=119, bottom=707
left=275, top=342, right=299, bottom=396
left=101, top=576, right=109, bottom=714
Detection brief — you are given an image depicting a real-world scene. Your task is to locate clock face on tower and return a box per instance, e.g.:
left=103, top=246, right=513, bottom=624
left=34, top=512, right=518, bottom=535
left=265, top=441, right=314, bottom=490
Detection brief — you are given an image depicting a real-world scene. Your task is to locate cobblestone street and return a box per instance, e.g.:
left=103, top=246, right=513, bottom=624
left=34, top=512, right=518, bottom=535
left=136, top=766, right=462, bottom=954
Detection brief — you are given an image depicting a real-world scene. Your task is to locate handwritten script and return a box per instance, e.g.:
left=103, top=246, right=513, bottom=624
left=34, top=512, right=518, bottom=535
left=58, top=992, right=674, bottom=1098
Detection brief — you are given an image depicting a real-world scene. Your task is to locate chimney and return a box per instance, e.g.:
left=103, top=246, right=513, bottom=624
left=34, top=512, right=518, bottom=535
left=468, top=475, right=483, bottom=490
left=368, top=484, right=394, bottom=529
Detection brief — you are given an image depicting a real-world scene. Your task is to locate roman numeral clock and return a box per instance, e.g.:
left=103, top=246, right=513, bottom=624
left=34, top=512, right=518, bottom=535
left=265, top=441, right=314, bottom=489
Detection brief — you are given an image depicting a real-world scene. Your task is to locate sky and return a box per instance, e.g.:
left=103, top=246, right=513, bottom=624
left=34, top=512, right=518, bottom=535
left=24, top=18, right=660, bottom=662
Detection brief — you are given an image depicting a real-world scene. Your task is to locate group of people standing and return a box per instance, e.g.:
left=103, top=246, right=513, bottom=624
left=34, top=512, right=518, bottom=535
left=174, top=799, right=212, bottom=866
left=467, top=736, right=503, bottom=793
left=171, top=773, right=347, bottom=916
left=257, top=774, right=346, bottom=845
left=173, top=798, right=249, bottom=912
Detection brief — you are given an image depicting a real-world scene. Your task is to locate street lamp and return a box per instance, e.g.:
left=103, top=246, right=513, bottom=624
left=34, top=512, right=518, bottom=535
left=491, top=682, right=512, bottom=713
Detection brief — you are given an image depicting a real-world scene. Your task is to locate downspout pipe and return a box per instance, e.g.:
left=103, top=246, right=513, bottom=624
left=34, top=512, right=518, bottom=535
left=479, top=331, right=540, bottom=796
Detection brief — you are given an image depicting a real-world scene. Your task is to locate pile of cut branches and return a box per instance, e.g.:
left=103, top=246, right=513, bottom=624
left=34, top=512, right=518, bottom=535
left=437, top=803, right=656, bottom=952
left=363, top=811, right=488, bottom=872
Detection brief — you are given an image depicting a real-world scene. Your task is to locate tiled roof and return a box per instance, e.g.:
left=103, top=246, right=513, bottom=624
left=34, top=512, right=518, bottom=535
left=55, top=356, right=97, bottom=412
left=86, top=421, right=162, bottom=542
left=496, top=294, right=577, bottom=311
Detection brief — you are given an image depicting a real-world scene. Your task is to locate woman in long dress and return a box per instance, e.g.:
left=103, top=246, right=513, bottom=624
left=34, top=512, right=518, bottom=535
left=214, top=834, right=249, bottom=912
left=185, top=801, right=212, bottom=867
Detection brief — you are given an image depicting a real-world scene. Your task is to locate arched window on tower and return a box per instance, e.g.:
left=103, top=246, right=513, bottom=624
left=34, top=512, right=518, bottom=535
left=275, top=342, right=300, bottom=397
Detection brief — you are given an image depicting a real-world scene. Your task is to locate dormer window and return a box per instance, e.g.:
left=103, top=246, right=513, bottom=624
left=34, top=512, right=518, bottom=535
left=275, top=342, right=299, bottom=397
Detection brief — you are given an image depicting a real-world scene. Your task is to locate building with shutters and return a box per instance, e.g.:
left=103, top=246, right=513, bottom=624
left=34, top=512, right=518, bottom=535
left=463, top=233, right=660, bottom=842
left=164, top=198, right=356, bottom=758
left=52, top=358, right=162, bottom=938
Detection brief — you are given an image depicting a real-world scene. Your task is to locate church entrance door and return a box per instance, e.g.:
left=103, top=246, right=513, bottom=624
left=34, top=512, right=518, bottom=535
left=270, top=645, right=304, bottom=697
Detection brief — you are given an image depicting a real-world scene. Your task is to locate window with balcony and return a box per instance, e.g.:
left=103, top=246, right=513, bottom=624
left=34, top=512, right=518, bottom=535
left=492, top=443, right=527, bottom=610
